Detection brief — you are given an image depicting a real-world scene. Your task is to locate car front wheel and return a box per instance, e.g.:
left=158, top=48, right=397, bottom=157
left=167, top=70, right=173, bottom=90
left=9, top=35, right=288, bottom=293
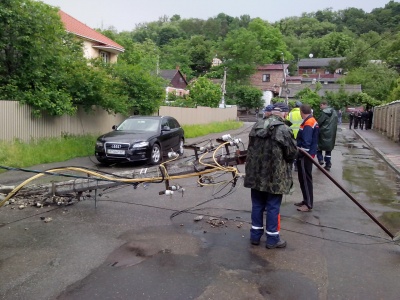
left=149, top=144, right=161, bottom=165
left=178, top=138, right=184, bottom=156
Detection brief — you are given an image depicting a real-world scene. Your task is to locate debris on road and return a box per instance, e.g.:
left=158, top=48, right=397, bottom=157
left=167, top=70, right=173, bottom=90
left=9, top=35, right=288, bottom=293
left=207, top=217, right=226, bottom=227
left=194, top=215, right=204, bottom=221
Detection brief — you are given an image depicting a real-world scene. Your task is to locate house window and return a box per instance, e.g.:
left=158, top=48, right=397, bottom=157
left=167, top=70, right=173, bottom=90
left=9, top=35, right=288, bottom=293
left=100, top=51, right=109, bottom=63
left=262, top=74, right=270, bottom=82
left=324, top=70, right=330, bottom=74
left=311, top=69, right=317, bottom=74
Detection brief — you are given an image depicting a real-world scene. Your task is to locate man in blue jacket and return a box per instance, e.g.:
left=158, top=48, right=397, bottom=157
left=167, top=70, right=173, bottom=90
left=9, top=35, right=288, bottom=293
left=295, top=104, right=319, bottom=212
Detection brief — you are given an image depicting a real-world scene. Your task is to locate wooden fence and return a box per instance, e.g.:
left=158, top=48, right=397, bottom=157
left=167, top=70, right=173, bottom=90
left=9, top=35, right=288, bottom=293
left=0, top=100, right=238, bottom=142
left=373, top=100, right=400, bottom=143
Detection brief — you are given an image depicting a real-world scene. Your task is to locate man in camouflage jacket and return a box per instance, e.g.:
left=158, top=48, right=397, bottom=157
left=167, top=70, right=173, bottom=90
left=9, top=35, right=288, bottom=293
left=244, top=103, right=298, bottom=249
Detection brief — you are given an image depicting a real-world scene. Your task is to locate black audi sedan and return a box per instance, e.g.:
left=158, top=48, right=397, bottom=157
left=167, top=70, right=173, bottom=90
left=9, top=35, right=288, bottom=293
left=95, top=116, right=185, bottom=165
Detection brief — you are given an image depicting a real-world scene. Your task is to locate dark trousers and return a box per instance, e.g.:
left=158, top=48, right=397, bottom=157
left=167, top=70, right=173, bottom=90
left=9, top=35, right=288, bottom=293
left=297, top=157, right=313, bottom=209
left=349, top=119, right=353, bottom=129
left=354, top=118, right=359, bottom=129
left=360, top=119, right=365, bottom=130
left=250, top=189, right=282, bottom=245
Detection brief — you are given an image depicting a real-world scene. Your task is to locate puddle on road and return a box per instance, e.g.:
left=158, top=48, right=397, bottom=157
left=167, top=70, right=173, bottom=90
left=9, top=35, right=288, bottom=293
left=345, top=143, right=370, bottom=150
left=339, top=130, right=399, bottom=202
left=338, top=129, right=400, bottom=232
left=342, top=163, right=399, bottom=205
left=105, top=226, right=201, bottom=267
left=380, top=211, right=400, bottom=231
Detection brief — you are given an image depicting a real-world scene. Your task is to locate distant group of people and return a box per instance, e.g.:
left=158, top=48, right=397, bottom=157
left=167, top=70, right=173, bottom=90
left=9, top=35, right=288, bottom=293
left=348, top=109, right=373, bottom=130
left=244, top=100, right=338, bottom=249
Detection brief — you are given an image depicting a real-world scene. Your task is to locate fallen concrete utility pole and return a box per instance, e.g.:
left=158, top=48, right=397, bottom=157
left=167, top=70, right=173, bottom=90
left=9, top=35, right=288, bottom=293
left=298, top=148, right=400, bottom=241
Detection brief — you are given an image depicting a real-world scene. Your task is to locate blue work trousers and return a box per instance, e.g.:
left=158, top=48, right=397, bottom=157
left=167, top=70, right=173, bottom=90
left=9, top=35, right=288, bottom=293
left=317, top=150, right=332, bottom=166
left=250, top=189, right=282, bottom=245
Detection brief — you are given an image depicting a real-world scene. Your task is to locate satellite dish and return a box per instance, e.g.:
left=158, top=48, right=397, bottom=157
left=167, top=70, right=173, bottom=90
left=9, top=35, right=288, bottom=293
left=309, top=53, right=313, bottom=58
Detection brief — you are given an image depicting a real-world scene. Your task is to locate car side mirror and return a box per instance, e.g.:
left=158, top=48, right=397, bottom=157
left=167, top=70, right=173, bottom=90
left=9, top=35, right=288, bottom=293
left=112, top=125, right=117, bottom=130
left=162, top=125, right=171, bottom=131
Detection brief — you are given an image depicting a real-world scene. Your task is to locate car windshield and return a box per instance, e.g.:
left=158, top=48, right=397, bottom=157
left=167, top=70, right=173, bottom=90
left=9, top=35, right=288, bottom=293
left=116, top=118, right=160, bottom=132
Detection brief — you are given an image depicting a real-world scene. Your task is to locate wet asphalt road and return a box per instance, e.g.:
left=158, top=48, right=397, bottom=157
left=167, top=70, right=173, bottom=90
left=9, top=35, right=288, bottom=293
left=1, top=124, right=400, bottom=300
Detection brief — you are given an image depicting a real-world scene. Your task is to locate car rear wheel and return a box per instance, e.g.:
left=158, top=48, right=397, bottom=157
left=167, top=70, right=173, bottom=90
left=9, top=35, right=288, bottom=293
left=149, top=144, right=161, bottom=165
left=178, top=138, right=184, bottom=156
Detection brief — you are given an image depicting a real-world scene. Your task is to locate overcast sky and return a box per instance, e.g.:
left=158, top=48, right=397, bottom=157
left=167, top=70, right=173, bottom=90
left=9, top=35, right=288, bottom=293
left=39, top=0, right=393, bottom=32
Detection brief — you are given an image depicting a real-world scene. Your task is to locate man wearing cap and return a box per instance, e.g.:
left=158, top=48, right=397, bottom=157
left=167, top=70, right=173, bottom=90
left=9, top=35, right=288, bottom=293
left=244, top=102, right=298, bottom=249
left=286, top=101, right=303, bottom=171
left=262, top=104, right=274, bottom=119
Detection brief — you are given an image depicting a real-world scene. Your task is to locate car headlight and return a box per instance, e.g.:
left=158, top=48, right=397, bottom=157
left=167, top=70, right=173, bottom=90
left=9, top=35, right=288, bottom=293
left=96, top=141, right=104, bottom=147
left=132, top=141, right=149, bottom=148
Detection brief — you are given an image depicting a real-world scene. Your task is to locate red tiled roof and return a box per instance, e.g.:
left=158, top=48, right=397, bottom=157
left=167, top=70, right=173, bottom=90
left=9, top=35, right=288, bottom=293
left=59, top=10, right=124, bottom=52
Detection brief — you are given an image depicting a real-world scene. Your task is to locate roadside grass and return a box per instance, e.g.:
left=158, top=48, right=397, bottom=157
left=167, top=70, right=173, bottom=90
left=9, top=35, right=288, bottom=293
left=0, top=135, right=95, bottom=171
left=182, top=120, right=243, bottom=138
left=0, top=120, right=243, bottom=172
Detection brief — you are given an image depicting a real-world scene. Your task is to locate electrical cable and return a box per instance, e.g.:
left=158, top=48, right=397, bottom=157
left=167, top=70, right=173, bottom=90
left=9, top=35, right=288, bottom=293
left=0, top=206, right=64, bottom=228
left=169, top=205, right=396, bottom=245
left=2, top=130, right=397, bottom=246
left=1, top=189, right=396, bottom=246
left=0, top=139, right=244, bottom=207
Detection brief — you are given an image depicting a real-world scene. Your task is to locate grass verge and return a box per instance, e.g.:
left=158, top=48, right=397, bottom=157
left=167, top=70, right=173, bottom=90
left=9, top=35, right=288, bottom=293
left=0, top=120, right=243, bottom=171
left=182, top=120, right=243, bottom=138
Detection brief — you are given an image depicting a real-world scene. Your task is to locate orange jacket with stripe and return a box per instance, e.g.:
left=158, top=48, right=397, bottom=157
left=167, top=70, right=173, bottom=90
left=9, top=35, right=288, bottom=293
left=297, top=115, right=319, bottom=155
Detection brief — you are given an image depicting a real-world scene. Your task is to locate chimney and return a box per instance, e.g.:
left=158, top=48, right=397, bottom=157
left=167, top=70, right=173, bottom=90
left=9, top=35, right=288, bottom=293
left=176, top=65, right=180, bottom=70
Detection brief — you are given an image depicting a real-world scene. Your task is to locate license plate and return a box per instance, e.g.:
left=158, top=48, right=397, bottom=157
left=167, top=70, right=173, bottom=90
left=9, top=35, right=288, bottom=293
left=107, top=149, right=125, bottom=155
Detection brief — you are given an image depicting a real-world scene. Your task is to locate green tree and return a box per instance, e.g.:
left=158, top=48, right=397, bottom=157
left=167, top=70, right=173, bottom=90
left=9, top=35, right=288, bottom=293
left=339, top=63, right=399, bottom=102
left=187, top=77, right=221, bottom=107
left=131, top=22, right=160, bottom=43
left=348, top=92, right=381, bottom=108
left=233, top=85, right=263, bottom=112
left=0, top=0, right=81, bottom=116
left=295, top=85, right=322, bottom=116
left=188, top=35, right=212, bottom=77
left=117, top=37, right=160, bottom=73
left=387, top=78, right=400, bottom=102
left=379, top=31, right=400, bottom=68
left=248, top=18, right=291, bottom=63
left=311, top=32, right=355, bottom=57
left=323, top=86, right=357, bottom=110
left=219, top=28, right=261, bottom=83
left=178, top=18, right=205, bottom=38
left=0, top=0, right=170, bottom=117
left=113, top=63, right=165, bottom=115
left=370, top=1, right=400, bottom=33
left=323, top=86, right=381, bottom=110
left=276, top=16, right=337, bottom=39
left=157, top=25, right=183, bottom=46
left=160, top=38, right=193, bottom=79
left=343, top=36, right=376, bottom=69
left=56, top=61, right=131, bottom=117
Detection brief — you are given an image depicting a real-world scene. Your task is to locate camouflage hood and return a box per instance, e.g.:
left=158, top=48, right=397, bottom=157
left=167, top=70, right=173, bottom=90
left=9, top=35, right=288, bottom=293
left=244, top=115, right=298, bottom=194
